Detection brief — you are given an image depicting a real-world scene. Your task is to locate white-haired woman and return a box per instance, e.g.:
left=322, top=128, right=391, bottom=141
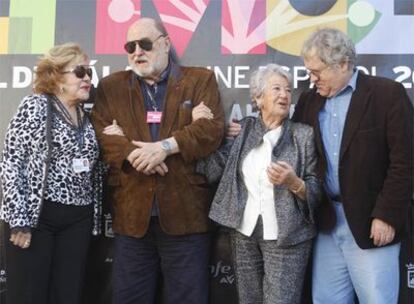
left=197, top=63, right=321, bottom=304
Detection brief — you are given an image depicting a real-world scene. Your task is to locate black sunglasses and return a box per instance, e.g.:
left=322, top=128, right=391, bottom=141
left=63, top=65, right=93, bottom=79
left=124, top=35, right=165, bottom=54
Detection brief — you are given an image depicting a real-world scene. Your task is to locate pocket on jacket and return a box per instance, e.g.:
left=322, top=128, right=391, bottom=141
left=183, top=163, right=208, bottom=186
left=356, top=127, right=383, bottom=138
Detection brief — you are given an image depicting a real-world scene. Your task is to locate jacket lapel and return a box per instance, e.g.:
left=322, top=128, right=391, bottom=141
left=159, top=63, right=184, bottom=139
left=339, top=73, right=371, bottom=160
left=272, top=119, right=293, bottom=159
left=239, top=118, right=266, bottom=163
left=310, top=93, right=327, bottom=165
left=128, top=72, right=152, bottom=141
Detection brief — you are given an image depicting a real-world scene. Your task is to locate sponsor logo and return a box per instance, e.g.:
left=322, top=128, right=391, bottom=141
left=209, top=260, right=235, bottom=285
left=407, top=263, right=414, bottom=289
left=104, top=213, right=114, bottom=238
left=0, top=269, right=6, bottom=284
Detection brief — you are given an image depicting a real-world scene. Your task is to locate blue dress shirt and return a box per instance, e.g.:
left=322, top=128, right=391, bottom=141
left=319, top=70, right=358, bottom=199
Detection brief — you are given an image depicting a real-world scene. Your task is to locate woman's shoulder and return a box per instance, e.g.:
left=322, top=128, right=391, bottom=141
left=19, top=94, right=48, bottom=109
left=238, top=116, right=258, bottom=128
left=289, top=121, right=314, bottom=136
left=14, top=94, right=49, bottom=123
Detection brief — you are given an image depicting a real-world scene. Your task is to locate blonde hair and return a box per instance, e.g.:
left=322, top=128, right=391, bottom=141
left=33, top=43, right=88, bottom=94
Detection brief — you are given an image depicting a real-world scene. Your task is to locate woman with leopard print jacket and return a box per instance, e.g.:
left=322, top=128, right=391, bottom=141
left=0, top=43, right=105, bottom=304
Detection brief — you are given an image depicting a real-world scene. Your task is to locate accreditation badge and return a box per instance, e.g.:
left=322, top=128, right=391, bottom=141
left=146, top=111, right=162, bottom=123
left=72, top=158, right=90, bottom=173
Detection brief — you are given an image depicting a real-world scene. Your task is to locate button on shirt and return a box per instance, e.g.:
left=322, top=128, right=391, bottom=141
left=238, top=126, right=282, bottom=240
left=319, top=70, right=358, bottom=199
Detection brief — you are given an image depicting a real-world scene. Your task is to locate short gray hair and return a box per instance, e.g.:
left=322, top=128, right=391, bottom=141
left=301, top=28, right=356, bottom=70
left=250, top=64, right=292, bottom=102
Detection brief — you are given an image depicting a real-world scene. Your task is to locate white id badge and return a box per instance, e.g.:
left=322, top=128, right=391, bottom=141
left=72, top=158, right=90, bottom=173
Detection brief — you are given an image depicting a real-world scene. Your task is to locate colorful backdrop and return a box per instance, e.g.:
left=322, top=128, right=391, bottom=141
left=1, top=1, right=413, bottom=303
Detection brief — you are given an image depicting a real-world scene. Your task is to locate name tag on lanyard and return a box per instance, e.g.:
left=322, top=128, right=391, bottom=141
left=147, top=111, right=162, bottom=123
left=72, top=158, right=90, bottom=173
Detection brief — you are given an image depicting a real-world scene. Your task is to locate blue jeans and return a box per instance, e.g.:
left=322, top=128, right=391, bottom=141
left=312, top=201, right=400, bottom=304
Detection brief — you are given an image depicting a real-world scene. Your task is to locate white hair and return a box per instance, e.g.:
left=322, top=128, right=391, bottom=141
left=249, top=63, right=292, bottom=104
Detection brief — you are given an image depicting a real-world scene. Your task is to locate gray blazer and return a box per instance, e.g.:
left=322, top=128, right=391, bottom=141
left=197, top=117, right=321, bottom=247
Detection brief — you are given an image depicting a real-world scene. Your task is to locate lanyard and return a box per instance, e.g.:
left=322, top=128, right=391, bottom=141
left=143, top=82, right=159, bottom=111
left=52, top=96, right=85, bottom=151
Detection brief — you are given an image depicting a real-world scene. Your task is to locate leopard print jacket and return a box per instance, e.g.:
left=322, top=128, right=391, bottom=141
left=0, top=94, right=103, bottom=235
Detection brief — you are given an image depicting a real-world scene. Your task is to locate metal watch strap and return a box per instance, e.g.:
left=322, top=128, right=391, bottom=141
left=161, top=139, right=172, bottom=155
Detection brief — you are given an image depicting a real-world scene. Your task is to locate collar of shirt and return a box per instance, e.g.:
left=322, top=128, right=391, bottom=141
left=136, top=60, right=171, bottom=84
left=263, top=126, right=282, bottom=147
left=328, top=69, right=359, bottom=100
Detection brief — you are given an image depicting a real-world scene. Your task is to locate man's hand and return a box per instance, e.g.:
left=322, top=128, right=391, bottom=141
left=127, top=141, right=167, bottom=174
left=227, top=121, right=242, bottom=138
left=370, top=218, right=396, bottom=247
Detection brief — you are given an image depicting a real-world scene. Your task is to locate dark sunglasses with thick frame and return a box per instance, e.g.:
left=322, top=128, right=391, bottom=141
left=62, top=65, right=93, bottom=79
left=124, top=34, right=165, bottom=54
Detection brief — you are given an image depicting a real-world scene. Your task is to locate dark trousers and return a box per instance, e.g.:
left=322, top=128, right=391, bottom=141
left=4, top=200, right=93, bottom=304
left=113, top=217, right=211, bottom=304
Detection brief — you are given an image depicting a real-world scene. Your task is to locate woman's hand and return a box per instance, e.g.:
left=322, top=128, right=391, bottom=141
left=267, top=161, right=298, bottom=187
left=103, top=120, right=125, bottom=136
left=192, top=102, right=214, bottom=121
left=10, top=230, right=32, bottom=249
left=267, top=161, right=306, bottom=199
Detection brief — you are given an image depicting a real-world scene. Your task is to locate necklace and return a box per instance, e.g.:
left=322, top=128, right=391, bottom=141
left=52, top=95, right=85, bottom=150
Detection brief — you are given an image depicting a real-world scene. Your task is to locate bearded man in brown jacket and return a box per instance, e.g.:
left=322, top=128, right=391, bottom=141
left=91, top=18, right=224, bottom=304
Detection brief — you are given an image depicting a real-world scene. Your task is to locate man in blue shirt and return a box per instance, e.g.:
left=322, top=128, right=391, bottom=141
left=292, top=28, right=413, bottom=303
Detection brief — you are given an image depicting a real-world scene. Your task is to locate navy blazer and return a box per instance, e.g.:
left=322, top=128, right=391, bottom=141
left=292, top=72, right=413, bottom=249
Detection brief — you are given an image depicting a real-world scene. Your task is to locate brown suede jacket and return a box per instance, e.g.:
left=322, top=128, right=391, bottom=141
left=91, top=63, right=224, bottom=237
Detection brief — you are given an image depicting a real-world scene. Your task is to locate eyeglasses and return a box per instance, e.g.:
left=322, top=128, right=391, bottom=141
left=62, top=65, right=93, bottom=79
left=124, top=35, right=165, bottom=54
left=305, top=65, right=331, bottom=79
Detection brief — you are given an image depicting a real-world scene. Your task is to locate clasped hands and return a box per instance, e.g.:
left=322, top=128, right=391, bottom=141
left=127, top=141, right=169, bottom=176
left=102, top=102, right=213, bottom=176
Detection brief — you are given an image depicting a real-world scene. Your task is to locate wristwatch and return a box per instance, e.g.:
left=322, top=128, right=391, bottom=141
left=160, top=139, right=172, bottom=155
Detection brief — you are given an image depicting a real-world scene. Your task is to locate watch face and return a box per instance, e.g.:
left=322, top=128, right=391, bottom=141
left=161, top=140, right=171, bottom=151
